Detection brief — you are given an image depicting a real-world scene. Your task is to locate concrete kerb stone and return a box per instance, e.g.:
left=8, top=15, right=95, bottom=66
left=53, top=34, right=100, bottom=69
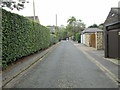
left=103, top=58, right=120, bottom=66
left=2, top=42, right=60, bottom=88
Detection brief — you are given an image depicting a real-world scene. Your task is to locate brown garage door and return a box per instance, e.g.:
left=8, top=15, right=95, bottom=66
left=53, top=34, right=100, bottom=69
left=89, top=34, right=96, bottom=48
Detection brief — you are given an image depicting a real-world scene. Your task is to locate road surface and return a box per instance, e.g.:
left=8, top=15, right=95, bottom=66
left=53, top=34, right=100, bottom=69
left=6, top=41, right=118, bottom=88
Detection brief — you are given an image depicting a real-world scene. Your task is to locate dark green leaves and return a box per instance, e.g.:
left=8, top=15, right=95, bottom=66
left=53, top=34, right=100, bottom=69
left=2, top=9, right=50, bottom=69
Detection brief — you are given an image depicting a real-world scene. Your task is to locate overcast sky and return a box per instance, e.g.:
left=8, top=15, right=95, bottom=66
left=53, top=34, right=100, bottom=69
left=4, top=0, right=120, bottom=27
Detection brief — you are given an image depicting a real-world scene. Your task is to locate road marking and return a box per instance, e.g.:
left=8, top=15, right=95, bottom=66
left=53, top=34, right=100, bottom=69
left=2, top=42, right=61, bottom=88
left=72, top=42, right=119, bottom=86
left=103, top=57, right=119, bottom=66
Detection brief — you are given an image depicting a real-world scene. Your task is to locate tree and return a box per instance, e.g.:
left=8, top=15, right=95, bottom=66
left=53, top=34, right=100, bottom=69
left=67, top=16, right=76, bottom=25
left=88, top=23, right=104, bottom=30
left=0, top=0, right=29, bottom=10
left=88, top=24, right=98, bottom=28
left=67, top=16, right=85, bottom=32
left=98, top=23, right=104, bottom=30
left=58, top=26, right=67, bottom=40
left=74, top=20, right=86, bottom=32
left=66, top=16, right=86, bottom=41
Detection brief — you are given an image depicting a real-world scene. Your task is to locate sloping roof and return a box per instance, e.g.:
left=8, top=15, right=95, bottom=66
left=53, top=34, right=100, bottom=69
left=26, top=16, right=40, bottom=23
left=82, top=28, right=103, bottom=34
left=104, top=8, right=120, bottom=26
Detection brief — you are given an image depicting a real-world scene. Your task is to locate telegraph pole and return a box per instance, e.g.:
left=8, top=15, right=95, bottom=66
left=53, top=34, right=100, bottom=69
left=56, top=14, right=57, bottom=30
left=33, top=0, right=35, bottom=21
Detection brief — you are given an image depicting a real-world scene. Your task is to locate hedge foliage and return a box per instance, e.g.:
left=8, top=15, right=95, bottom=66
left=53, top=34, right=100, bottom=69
left=2, top=9, right=50, bottom=68
left=75, top=33, right=81, bottom=42
left=50, top=34, right=58, bottom=45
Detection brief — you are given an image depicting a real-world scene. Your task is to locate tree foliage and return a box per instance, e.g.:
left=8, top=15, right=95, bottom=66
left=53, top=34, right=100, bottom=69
left=66, top=16, right=86, bottom=40
left=67, top=16, right=76, bottom=25
left=88, top=24, right=98, bottom=28
left=88, top=23, right=104, bottom=30
left=75, top=33, right=81, bottom=43
left=0, top=0, right=29, bottom=10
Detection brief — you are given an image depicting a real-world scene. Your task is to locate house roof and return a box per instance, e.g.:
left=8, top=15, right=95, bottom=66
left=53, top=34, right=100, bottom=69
left=26, top=16, right=40, bottom=23
left=104, top=8, right=120, bottom=26
left=82, top=28, right=103, bottom=34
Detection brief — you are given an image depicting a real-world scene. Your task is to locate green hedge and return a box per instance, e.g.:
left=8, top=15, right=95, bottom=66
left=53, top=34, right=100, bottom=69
left=50, top=34, right=58, bottom=45
left=2, top=9, right=50, bottom=68
left=75, top=33, right=81, bottom=43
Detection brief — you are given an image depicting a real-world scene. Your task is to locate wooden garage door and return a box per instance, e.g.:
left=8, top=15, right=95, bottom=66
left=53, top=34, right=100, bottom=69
left=89, top=34, right=96, bottom=48
left=108, top=30, right=118, bottom=58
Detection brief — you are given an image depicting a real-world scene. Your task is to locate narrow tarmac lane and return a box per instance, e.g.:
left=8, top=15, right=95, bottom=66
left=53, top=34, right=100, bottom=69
left=8, top=41, right=118, bottom=88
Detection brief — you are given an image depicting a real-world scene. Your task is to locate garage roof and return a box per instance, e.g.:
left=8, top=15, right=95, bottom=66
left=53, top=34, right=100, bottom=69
left=82, top=28, right=103, bottom=34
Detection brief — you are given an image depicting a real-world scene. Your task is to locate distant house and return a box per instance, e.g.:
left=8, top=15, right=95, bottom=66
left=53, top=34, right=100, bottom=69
left=81, top=28, right=103, bottom=50
left=26, top=16, right=40, bottom=23
left=104, top=8, right=120, bottom=58
left=47, top=26, right=56, bottom=32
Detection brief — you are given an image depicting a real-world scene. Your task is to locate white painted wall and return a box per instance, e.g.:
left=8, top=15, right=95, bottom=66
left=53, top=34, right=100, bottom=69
left=81, top=35, right=83, bottom=43
left=83, top=34, right=85, bottom=44
left=81, top=34, right=85, bottom=44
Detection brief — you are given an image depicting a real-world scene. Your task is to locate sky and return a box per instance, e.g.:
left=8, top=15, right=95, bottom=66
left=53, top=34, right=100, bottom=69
left=4, top=0, right=120, bottom=27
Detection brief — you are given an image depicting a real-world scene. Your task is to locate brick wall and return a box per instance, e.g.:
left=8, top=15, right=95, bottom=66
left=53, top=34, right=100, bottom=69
left=85, top=33, right=90, bottom=47
left=96, top=32, right=104, bottom=50
left=84, top=32, right=103, bottom=50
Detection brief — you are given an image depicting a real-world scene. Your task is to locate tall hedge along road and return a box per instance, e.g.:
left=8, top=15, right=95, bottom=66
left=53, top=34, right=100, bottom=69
left=2, top=9, right=51, bottom=68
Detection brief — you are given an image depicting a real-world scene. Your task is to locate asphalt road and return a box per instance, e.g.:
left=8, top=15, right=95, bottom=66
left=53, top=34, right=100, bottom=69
left=9, top=41, right=118, bottom=88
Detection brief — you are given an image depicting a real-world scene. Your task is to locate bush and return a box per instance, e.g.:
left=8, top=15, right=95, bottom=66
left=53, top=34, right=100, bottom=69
left=75, top=33, right=81, bottom=43
left=2, top=9, right=50, bottom=68
left=50, top=34, right=58, bottom=45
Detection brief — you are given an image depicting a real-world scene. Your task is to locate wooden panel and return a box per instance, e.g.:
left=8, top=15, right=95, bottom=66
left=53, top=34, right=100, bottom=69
left=89, top=34, right=96, bottom=48
left=108, top=29, right=119, bottom=58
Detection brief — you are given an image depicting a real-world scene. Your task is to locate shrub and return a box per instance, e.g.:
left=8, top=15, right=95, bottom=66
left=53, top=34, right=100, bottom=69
left=75, top=33, right=81, bottom=43
left=50, top=34, right=58, bottom=45
left=2, top=9, right=50, bottom=68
